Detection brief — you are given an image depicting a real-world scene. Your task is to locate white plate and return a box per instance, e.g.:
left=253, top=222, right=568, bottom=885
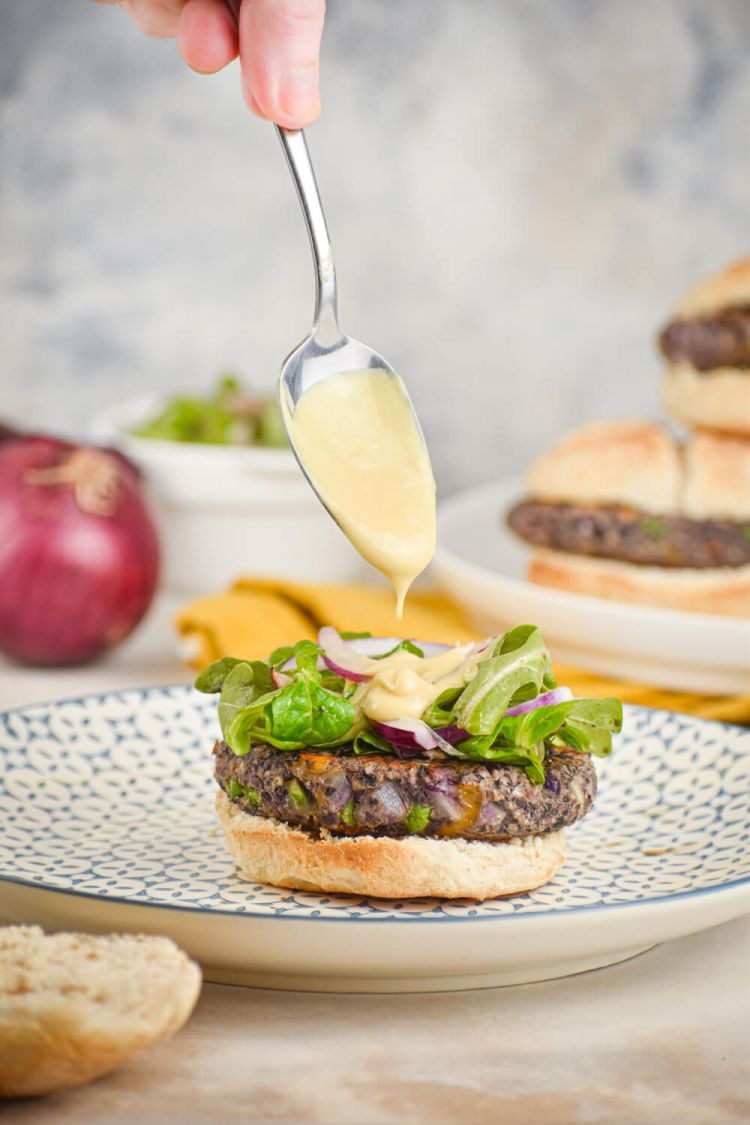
left=435, top=480, right=750, bottom=694
left=1, top=687, right=748, bottom=992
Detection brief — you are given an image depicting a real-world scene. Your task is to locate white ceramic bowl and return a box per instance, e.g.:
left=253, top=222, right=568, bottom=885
left=92, top=396, right=369, bottom=593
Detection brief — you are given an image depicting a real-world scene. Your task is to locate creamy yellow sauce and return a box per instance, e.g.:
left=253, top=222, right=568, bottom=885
left=353, top=643, right=477, bottom=724
left=285, top=369, right=436, bottom=615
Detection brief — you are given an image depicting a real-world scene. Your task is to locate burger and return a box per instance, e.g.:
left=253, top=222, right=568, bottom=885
left=507, top=420, right=750, bottom=616
left=196, top=625, right=621, bottom=900
left=659, top=256, right=750, bottom=436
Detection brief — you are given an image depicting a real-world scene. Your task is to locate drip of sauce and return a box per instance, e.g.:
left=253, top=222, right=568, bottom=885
left=354, top=643, right=477, bottom=723
left=285, top=369, right=436, bottom=615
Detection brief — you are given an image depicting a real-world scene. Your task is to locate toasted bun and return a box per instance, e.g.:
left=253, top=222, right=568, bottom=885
left=524, top=420, right=750, bottom=518
left=216, top=791, right=566, bottom=901
left=662, top=363, right=750, bottom=438
left=525, top=420, right=681, bottom=514
left=673, top=255, right=750, bottom=318
left=529, top=550, right=750, bottom=617
left=683, top=430, right=750, bottom=519
left=0, top=927, right=201, bottom=1098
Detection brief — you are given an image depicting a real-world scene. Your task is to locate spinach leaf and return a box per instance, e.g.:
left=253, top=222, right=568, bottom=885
left=218, top=661, right=275, bottom=739
left=269, top=677, right=356, bottom=746
left=194, top=657, right=243, bottom=694
left=268, top=645, right=294, bottom=667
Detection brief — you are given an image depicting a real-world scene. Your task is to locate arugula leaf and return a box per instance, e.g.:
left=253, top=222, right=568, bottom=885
left=453, top=626, right=551, bottom=736
left=549, top=698, right=623, bottom=758
left=449, top=698, right=622, bottom=782
left=422, top=686, right=465, bottom=728
left=194, top=657, right=244, bottom=694
left=268, top=645, right=294, bottom=667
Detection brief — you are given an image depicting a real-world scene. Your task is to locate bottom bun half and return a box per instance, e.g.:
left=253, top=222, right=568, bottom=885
left=216, top=791, right=567, bottom=901
left=529, top=549, right=750, bottom=617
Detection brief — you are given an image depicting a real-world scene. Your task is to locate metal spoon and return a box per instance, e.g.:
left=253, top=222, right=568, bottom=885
left=223, top=0, right=430, bottom=512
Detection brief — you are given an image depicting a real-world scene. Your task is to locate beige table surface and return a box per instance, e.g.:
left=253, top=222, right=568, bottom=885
left=2, top=599, right=749, bottom=1125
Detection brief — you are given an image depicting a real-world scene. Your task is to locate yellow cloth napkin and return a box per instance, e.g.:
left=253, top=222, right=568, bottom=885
left=175, top=578, right=750, bottom=725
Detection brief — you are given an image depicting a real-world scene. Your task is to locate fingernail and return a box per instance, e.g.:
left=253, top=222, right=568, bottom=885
left=278, top=69, right=319, bottom=121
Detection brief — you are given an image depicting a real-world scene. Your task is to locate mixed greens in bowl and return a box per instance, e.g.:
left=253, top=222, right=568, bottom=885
left=131, top=375, right=287, bottom=449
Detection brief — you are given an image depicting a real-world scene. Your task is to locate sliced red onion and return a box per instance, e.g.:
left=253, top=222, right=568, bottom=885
left=272, top=667, right=292, bottom=688
left=369, top=717, right=468, bottom=759
left=504, top=686, right=574, bottom=717
left=318, top=626, right=375, bottom=682
left=544, top=772, right=560, bottom=794
left=370, top=717, right=437, bottom=751
left=425, top=782, right=464, bottom=822
left=344, top=636, right=404, bottom=658
left=317, top=627, right=457, bottom=683
left=326, top=769, right=353, bottom=812
left=434, top=724, right=468, bottom=745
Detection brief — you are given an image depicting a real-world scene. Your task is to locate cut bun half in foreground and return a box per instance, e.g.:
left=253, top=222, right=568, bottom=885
left=0, top=927, right=201, bottom=1098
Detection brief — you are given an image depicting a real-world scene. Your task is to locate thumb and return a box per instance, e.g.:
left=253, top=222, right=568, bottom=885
left=239, top=0, right=325, bottom=129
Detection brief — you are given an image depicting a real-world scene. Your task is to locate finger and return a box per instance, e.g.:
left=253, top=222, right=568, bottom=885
left=121, top=0, right=184, bottom=38
left=177, top=0, right=238, bottom=73
left=240, top=0, right=324, bottom=128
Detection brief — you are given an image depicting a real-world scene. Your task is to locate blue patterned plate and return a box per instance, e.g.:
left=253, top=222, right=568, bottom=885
left=0, top=688, right=748, bottom=991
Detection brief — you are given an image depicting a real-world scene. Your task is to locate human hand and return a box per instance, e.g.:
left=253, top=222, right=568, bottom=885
left=95, top=0, right=325, bottom=128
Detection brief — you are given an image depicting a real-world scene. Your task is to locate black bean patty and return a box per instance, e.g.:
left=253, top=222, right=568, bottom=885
left=659, top=307, right=750, bottom=371
left=507, top=500, right=750, bottom=569
left=214, top=741, right=596, bottom=841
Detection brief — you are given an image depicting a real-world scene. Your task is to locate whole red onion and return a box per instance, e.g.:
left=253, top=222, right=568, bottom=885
left=0, top=436, right=160, bottom=666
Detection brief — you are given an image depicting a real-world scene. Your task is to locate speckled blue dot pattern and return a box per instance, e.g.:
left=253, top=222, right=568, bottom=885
left=0, top=689, right=748, bottom=922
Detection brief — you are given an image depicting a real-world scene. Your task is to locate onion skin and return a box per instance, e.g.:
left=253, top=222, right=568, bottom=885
left=0, top=437, right=160, bottom=666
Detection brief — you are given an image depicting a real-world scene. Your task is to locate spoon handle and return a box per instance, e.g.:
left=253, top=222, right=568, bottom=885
left=223, top=0, right=340, bottom=345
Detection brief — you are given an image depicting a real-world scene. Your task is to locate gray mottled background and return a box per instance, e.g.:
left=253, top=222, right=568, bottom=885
left=1, top=0, right=749, bottom=494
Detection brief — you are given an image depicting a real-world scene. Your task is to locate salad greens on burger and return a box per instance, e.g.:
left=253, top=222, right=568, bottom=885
left=197, top=624, right=621, bottom=787
left=199, top=624, right=622, bottom=898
